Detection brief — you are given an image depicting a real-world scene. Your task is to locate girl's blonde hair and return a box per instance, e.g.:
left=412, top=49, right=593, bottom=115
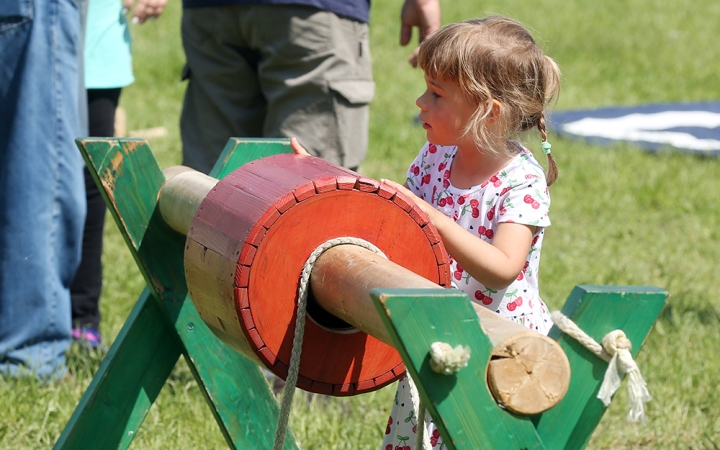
left=418, top=16, right=561, bottom=185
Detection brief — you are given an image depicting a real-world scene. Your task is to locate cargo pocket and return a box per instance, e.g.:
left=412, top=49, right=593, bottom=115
left=0, top=0, right=33, bottom=34
left=328, top=79, right=375, bottom=105
left=327, top=79, right=375, bottom=169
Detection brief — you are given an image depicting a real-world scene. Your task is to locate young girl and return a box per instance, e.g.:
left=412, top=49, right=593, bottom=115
left=380, top=15, right=561, bottom=449
left=292, top=15, right=561, bottom=449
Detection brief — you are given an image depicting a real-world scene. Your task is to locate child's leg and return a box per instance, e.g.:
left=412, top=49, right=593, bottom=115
left=70, top=88, right=121, bottom=341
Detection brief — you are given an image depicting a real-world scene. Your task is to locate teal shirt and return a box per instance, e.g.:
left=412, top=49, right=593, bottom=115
left=85, top=0, right=134, bottom=89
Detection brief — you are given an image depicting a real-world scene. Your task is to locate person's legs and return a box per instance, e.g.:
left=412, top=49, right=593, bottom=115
left=70, top=88, right=120, bottom=342
left=180, top=5, right=374, bottom=173
left=0, top=0, right=86, bottom=380
left=180, top=5, right=265, bottom=174
left=250, top=5, right=374, bottom=170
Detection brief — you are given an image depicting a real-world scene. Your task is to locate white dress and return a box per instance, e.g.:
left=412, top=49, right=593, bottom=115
left=381, top=141, right=553, bottom=450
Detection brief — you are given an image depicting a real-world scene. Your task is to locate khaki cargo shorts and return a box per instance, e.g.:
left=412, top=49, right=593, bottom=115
left=180, top=4, right=374, bottom=173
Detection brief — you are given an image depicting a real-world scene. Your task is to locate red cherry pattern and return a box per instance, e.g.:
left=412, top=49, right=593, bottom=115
left=453, top=263, right=465, bottom=282
left=430, top=429, right=441, bottom=447
left=523, top=194, right=540, bottom=209
left=477, top=226, right=494, bottom=239
left=474, top=290, right=493, bottom=305
left=506, top=296, right=524, bottom=311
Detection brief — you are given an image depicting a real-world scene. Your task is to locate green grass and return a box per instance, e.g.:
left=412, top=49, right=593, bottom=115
left=2, top=0, right=720, bottom=448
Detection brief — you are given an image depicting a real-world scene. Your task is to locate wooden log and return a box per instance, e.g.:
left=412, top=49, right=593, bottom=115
left=160, top=166, right=218, bottom=235
left=310, top=245, right=570, bottom=415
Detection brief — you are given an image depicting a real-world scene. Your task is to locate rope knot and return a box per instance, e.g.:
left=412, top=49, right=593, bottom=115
left=429, top=342, right=471, bottom=375
left=551, top=311, right=652, bottom=425
left=601, top=329, right=632, bottom=356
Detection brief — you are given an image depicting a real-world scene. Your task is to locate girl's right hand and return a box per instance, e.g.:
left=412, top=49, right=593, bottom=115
left=290, top=137, right=310, bottom=156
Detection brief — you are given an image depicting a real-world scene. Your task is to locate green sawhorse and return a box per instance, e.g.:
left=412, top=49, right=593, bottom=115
left=55, top=138, right=667, bottom=449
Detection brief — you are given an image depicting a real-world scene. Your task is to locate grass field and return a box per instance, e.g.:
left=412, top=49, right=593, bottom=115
left=2, top=0, right=720, bottom=448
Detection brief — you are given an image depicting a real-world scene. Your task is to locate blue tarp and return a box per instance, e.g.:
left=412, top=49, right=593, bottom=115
left=548, top=102, right=720, bottom=157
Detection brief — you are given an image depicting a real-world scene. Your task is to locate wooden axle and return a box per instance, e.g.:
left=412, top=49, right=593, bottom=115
left=159, top=155, right=569, bottom=413
left=310, top=245, right=570, bottom=415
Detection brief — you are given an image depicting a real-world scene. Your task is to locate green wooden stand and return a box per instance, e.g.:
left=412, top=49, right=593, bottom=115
left=373, top=285, right=667, bottom=450
left=55, top=138, right=667, bottom=450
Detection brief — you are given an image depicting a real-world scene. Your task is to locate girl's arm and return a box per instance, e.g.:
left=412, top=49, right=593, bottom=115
left=383, top=179, right=534, bottom=290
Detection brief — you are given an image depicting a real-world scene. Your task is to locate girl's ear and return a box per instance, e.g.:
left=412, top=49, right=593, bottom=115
left=486, top=99, right=503, bottom=125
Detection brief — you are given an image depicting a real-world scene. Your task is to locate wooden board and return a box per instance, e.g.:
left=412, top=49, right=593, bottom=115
left=533, top=285, right=667, bottom=449
left=372, top=289, right=545, bottom=450
left=372, top=285, right=667, bottom=449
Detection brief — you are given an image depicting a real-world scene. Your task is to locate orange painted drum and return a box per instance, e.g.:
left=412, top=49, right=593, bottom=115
left=185, top=154, right=450, bottom=396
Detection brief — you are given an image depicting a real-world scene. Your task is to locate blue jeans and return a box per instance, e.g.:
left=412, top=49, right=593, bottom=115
left=0, top=0, right=86, bottom=380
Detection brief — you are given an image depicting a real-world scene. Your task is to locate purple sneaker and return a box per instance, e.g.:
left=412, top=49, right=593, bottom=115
left=71, top=327, right=103, bottom=349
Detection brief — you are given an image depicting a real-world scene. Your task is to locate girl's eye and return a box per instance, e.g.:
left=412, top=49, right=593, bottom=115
left=431, top=91, right=441, bottom=98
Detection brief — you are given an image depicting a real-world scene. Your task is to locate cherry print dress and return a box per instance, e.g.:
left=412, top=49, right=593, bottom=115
left=381, top=141, right=553, bottom=450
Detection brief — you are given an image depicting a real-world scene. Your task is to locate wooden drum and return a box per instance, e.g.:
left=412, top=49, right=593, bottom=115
left=184, top=153, right=451, bottom=396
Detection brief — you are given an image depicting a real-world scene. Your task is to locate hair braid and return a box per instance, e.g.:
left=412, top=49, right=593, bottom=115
left=538, top=115, right=557, bottom=186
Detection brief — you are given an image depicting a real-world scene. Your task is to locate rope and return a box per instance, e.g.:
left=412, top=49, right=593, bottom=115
left=429, top=342, right=471, bottom=375
left=273, top=237, right=387, bottom=450
left=405, top=342, right=470, bottom=450
left=550, top=311, right=652, bottom=424
left=406, top=374, right=432, bottom=450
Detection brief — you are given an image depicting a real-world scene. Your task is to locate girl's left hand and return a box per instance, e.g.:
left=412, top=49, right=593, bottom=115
left=380, top=179, right=435, bottom=218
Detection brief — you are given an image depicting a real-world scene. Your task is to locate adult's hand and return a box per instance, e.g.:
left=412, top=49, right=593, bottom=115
left=123, top=0, right=167, bottom=24
left=400, top=0, right=441, bottom=67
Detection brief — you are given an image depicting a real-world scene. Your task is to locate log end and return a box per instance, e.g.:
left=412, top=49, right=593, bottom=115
left=486, top=332, right=571, bottom=415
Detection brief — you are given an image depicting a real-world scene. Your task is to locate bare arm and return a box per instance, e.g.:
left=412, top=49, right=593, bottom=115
left=400, top=0, right=441, bottom=67
left=383, top=179, right=534, bottom=289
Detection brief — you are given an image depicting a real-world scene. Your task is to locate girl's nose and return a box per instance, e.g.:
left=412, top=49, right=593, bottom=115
left=416, top=91, right=428, bottom=111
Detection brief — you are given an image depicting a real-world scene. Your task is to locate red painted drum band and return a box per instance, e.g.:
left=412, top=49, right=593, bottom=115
left=185, top=153, right=450, bottom=396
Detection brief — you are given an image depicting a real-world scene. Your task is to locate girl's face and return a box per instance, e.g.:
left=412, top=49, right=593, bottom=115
left=416, top=75, right=477, bottom=147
